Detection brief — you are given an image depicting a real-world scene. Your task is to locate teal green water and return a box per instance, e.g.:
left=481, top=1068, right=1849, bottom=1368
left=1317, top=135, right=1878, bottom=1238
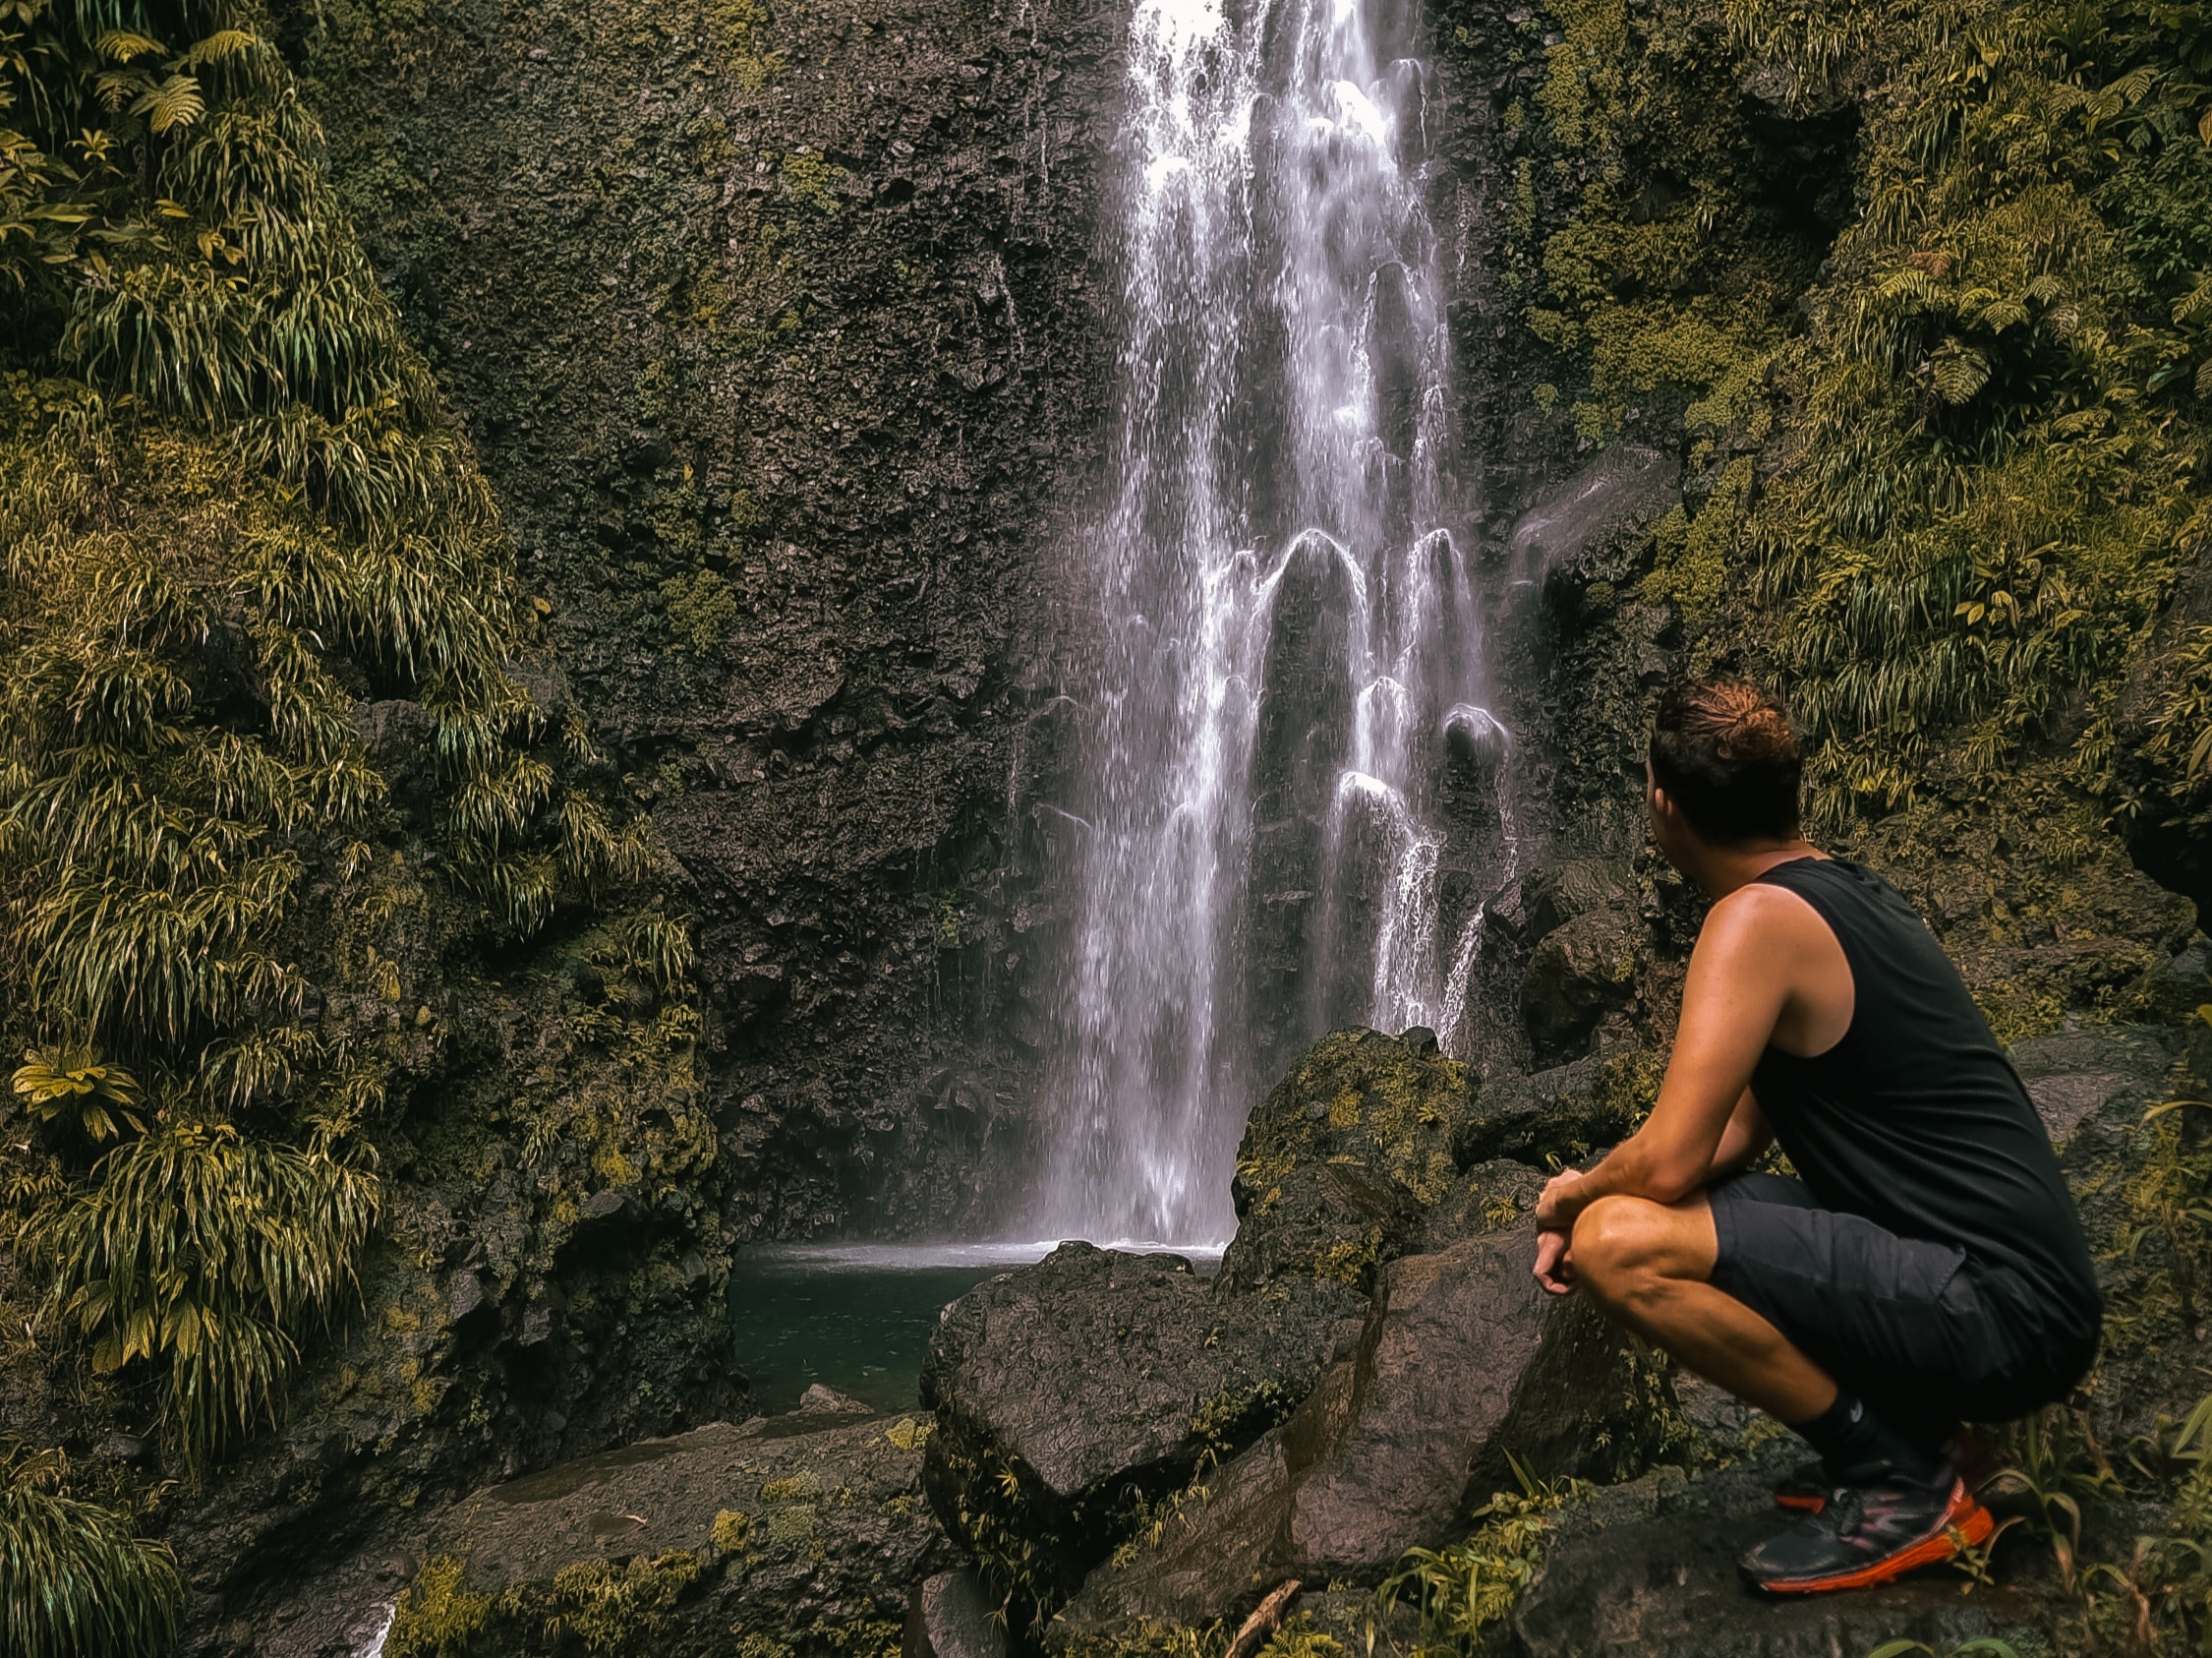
left=727, top=1246, right=1042, bottom=1414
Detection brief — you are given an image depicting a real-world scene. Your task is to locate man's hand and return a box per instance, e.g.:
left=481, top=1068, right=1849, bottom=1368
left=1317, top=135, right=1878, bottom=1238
left=1533, top=1167, right=1587, bottom=1295
left=1533, top=1225, right=1575, bottom=1295
left=1534, top=1166, right=1587, bottom=1232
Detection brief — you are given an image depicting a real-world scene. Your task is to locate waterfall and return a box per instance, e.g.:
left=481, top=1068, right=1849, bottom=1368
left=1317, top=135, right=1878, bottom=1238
left=1030, top=0, right=1509, bottom=1247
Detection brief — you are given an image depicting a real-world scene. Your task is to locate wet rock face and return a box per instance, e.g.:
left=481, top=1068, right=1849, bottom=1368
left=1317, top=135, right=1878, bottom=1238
left=1050, top=1224, right=1637, bottom=1640
left=919, top=1242, right=1363, bottom=1628
left=299, top=0, right=1127, bottom=1240
left=1502, top=446, right=1684, bottom=588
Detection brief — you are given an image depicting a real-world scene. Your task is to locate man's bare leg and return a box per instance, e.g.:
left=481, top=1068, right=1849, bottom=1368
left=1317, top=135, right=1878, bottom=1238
left=1567, top=1190, right=1837, bottom=1423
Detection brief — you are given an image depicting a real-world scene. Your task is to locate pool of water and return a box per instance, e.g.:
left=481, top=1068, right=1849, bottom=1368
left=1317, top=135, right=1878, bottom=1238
left=728, top=1241, right=1224, bottom=1415
left=728, top=1243, right=1047, bottom=1414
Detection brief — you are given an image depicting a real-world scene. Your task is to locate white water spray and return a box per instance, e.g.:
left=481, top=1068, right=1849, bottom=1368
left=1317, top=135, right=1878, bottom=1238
left=1031, top=0, right=1506, bottom=1247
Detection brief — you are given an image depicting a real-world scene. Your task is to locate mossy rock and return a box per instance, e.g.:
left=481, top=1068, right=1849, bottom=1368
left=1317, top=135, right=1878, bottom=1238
left=1231, top=1028, right=1473, bottom=1217
left=384, top=1408, right=946, bottom=1657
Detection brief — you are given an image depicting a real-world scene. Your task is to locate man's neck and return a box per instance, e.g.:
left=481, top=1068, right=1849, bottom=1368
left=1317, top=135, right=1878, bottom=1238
left=1690, top=837, right=1824, bottom=900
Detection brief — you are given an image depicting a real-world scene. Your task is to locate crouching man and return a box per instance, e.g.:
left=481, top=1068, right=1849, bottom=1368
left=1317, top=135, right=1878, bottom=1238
left=1534, top=677, right=2101, bottom=1594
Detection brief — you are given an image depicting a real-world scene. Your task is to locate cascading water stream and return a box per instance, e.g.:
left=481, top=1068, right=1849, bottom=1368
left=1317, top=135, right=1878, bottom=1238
left=1030, top=0, right=1512, bottom=1248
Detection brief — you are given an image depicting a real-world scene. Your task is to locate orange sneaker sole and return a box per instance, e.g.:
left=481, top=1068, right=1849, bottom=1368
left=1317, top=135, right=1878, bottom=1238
left=1752, top=1486, right=1995, bottom=1596
left=1774, top=1492, right=1826, bottom=1514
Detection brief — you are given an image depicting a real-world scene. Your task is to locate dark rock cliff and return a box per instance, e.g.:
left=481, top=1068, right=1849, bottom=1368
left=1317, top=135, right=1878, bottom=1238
left=289, top=0, right=1127, bottom=1241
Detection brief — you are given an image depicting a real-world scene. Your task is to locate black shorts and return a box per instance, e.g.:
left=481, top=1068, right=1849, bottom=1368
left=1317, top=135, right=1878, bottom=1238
left=1706, top=1173, right=2094, bottom=1441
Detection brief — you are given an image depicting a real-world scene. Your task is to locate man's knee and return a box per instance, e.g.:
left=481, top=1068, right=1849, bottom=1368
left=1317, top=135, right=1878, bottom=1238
left=1572, top=1194, right=1688, bottom=1305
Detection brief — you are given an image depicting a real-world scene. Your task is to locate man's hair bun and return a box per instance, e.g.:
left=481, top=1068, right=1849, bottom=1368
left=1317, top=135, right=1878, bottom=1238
left=1650, top=678, right=1802, bottom=843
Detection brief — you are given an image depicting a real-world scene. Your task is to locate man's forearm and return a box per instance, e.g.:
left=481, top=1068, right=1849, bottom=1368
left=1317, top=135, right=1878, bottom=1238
left=1549, top=1126, right=1715, bottom=1224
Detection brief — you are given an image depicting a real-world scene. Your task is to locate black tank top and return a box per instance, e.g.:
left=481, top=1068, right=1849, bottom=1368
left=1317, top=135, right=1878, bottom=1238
left=1749, top=858, right=2101, bottom=1347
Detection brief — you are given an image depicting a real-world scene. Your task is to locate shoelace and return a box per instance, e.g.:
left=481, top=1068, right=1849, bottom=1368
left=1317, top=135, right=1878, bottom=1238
left=1823, top=1485, right=1872, bottom=1539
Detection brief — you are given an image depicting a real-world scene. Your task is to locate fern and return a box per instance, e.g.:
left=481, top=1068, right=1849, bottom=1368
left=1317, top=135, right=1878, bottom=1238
left=29, top=1121, right=378, bottom=1474
left=129, top=72, right=204, bottom=133
left=0, top=1448, right=182, bottom=1658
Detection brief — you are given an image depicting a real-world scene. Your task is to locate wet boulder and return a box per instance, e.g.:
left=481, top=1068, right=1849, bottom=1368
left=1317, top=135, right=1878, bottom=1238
left=1231, top=1027, right=1474, bottom=1216
left=904, top=1568, right=1007, bottom=1658
left=1449, top=1048, right=1661, bottom=1170
left=921, top=1243, right=1363, bottom=1634
left=1217, top=1160, right=1423, bottom=1293
left=1419, top=1156, right=1548, bottom=1248
left=1519, top=857, right=1637, bottom=942
left=379, top=1406, right=952, bottom=1657
left=1520, top=906, right=1647, bottom=1060
left=1050, top=1222, right=1638, bottom=1643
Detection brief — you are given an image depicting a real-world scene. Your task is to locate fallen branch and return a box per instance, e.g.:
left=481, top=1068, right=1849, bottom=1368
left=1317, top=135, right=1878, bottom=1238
left=1226, top=1578, right=1303, bottom=1658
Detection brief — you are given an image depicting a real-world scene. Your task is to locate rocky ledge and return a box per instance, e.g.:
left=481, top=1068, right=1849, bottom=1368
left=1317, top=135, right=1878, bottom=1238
left=273, top=1013, right=2197, bottom=1658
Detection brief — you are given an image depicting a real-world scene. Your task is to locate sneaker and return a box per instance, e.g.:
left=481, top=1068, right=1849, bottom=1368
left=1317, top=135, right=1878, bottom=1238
left=1772, top=1459, right=1830, bottom=1512
left=1772, top=1432, right=1997, bottom=1515
left=1740, top=1472, right=1994, bottom=1594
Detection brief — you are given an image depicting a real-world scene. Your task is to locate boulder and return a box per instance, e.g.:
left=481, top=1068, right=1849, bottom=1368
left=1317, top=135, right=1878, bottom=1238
left=1449, top=1049, right=1660, bottom=1169
left=798, top=1383, right=875, bottom=1417
left=1521, top=907, right=1646, bottom=1060
left=1050, top=1223, right=1636, bottom=1643
left=1519, top=857, right=1637, bottom=942
left=1420, top=1157, right=1548, bottom=1249
left=904, top=1569, right=1007, bottom=1658
left=2009, top=1025, right=2176, bottom=1148
left=1217, top=1160, right=1423, bottom=1293
left=1230, top=1028, right=1474, bottom=1215
left=378, top=1406, right=952, bottom=1657
left=2011, top=1024, right=2195, bottom=1445
left=1513, top=1452, right=2063, bottom=1657
left=921, top=1243, right=1363, bottom=1632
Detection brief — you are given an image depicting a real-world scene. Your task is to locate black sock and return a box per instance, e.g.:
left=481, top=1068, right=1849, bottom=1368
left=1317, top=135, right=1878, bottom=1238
left=1787, top=1390, right=1947, bottom=1486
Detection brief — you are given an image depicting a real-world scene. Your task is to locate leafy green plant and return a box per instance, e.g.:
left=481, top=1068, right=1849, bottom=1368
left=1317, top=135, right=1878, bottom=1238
left=2125, top=1089, right=2212, bottom=1331
left=2098, top=1391, right=2212, bottom=1655
left=0, top=0, right=692, bottom=1502
left=1252, top=1614, right=1342, bottom=1658
left=1376, top=1457, right=1583, bottom=1656
left=383, top=1550, right=708, bottom=1658
left=0, top=1446, right=183, bottom=1658
left=10, top=1043, right=145, bottom=1142
left=27, top=1120, right=378, bottom=1474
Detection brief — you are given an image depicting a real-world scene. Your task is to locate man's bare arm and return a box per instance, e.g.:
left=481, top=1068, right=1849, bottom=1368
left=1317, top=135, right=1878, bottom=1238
left=1538, top=887, right=1808, bottom=1230
left=1709, top=1090, right=1772, bottom=1177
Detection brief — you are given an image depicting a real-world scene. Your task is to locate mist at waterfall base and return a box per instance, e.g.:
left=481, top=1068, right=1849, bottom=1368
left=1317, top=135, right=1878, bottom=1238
left=1023, top=0, right=1514, bottom=1253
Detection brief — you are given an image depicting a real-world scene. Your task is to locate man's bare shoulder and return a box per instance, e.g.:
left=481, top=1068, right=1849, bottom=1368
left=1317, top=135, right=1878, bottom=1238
left=1700, top=876, right=1834, bottom=953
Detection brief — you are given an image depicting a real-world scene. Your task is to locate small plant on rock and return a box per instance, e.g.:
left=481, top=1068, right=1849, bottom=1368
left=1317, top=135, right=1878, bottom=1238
left=9, top=1045, right=146, bottom=1145
left=0, top=1445, right=182, bottom=1658
left=26, top=1120, right=378, bottom=1476
left=1376, top=1456, right=1583, bottom=1656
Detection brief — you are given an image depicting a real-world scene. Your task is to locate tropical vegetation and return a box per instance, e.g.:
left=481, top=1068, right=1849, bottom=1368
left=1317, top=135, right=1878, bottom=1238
left=0, top=0, right=689, bottom=1635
